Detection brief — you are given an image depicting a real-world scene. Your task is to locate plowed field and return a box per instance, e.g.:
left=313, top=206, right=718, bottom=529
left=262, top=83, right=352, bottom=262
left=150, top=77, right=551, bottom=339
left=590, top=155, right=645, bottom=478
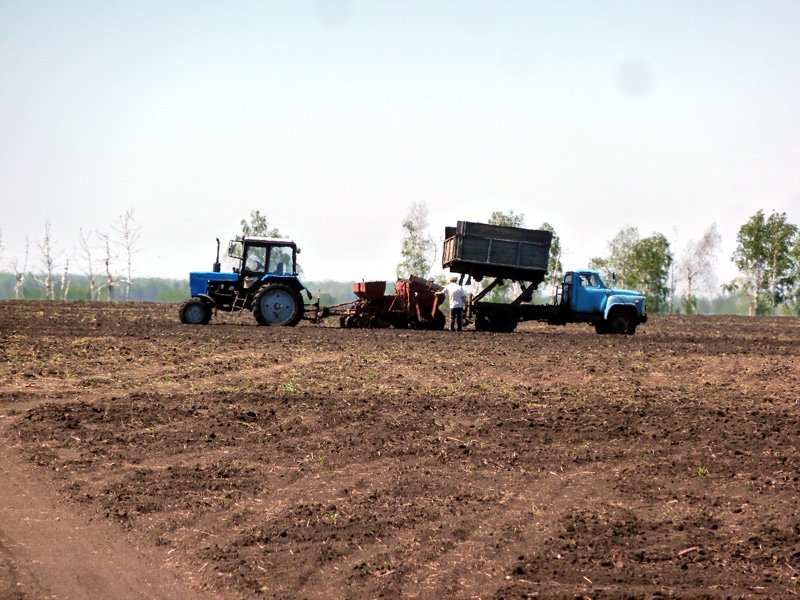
left=1, top=301, right=798, bottom=599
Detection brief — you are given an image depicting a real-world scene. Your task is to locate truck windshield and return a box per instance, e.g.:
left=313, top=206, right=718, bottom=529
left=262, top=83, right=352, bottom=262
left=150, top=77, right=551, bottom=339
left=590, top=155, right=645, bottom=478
left=579, top=274, right=602, bottom=288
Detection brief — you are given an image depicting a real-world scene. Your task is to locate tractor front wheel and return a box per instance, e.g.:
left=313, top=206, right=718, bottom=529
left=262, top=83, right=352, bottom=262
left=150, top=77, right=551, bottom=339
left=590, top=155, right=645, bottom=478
left=179, top=297, right=212, bottom=325
left=253, top=284, right=303, bottom=326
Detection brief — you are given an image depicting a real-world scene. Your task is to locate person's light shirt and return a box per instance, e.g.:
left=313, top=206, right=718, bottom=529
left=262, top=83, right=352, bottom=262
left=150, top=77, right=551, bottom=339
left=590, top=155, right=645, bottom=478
left=445, top=282, right=466, bottom=308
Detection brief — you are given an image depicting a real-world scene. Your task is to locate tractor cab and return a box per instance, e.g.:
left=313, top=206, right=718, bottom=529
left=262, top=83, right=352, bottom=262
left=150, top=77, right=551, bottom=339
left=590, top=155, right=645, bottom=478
left=228, top=237, right=299, bottom=278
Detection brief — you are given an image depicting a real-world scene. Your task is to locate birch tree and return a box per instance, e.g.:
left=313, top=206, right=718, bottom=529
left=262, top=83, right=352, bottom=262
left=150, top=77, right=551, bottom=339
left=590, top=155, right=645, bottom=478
left=78, top=229, right=102, bottom=300
left=60, top=257, right=71, bottom=301
left=114, top=209, right=141, bottom=301
left=397, top=202, right=435, bottom=278
left=10, top=237, right=30, bottom=299
left=99, top=232, right=116, bottom=301
left=33, top=220, right=57, bottom=300
left=677, top=224, right=721, bottom=314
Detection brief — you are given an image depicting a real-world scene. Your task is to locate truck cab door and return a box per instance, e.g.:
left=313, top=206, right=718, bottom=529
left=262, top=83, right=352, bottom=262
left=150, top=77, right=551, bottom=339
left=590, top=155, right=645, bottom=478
left=572, top=273, right=606, bottom=315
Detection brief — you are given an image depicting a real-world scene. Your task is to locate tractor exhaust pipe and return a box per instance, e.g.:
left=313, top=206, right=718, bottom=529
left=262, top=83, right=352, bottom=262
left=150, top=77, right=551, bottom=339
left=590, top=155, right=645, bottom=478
left=213, top=238, right=221, bottom=272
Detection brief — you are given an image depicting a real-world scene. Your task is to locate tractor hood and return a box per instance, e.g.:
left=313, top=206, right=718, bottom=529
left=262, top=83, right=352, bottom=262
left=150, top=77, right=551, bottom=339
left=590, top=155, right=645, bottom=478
left=190, top=271, right=237, bottom=297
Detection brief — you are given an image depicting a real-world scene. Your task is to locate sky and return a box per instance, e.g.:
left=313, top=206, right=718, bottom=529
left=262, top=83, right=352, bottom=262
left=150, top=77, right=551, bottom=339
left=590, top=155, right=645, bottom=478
left=1, top=0, right=799, bottom=288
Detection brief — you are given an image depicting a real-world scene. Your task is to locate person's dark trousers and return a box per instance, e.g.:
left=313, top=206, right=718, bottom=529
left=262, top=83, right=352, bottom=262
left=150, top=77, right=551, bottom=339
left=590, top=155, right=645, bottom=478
left=449, top=307, right=464, bottom=331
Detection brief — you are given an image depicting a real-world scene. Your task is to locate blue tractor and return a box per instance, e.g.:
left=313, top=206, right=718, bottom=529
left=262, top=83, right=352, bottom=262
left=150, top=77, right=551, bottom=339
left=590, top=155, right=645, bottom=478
left=179, top=237, right=312, bottom=326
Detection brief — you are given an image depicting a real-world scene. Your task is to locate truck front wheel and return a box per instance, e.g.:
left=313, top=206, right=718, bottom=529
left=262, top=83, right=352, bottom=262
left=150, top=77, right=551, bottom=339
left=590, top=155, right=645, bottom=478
left=594, top=322, right=610, bottom=334
left=607, top=310, right=636, bottom=335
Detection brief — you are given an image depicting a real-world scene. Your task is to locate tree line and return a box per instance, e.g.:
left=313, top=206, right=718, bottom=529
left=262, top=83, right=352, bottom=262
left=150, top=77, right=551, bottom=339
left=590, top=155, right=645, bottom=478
left=0, top=210, right=141, bottom=302
left=396, top=204, right=800, bottom=316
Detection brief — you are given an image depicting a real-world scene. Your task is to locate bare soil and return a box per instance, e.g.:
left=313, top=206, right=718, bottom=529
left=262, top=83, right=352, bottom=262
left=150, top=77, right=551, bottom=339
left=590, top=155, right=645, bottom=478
left=0, top=300, right=798, bottom=599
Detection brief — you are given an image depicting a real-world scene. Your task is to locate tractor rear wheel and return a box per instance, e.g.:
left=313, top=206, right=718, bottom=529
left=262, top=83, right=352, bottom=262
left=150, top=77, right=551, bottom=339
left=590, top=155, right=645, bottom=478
left=179, top=298, right=212, bottom=325
left=253, top=284, right=303, bottom=326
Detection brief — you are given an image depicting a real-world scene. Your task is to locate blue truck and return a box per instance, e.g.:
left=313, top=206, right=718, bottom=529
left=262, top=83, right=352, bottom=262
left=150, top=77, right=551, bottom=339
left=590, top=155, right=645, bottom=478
left=443, top=221, right=648, bottom=334
left=179, top=237, right=311, bottom=326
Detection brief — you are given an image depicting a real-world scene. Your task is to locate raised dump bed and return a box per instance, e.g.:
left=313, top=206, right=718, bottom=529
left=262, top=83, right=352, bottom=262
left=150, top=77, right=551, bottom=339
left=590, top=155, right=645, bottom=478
left=442, top=221, right=552, bottom=282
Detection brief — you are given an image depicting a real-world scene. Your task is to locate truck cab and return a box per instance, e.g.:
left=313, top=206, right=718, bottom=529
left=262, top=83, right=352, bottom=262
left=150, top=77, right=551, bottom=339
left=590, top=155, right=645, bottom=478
left=559, top=270, right=647, bottom=334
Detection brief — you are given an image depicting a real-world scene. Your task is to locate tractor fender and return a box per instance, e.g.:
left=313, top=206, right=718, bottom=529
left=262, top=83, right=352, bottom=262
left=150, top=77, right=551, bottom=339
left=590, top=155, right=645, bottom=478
left=604, top=296, right=644, bottom=320
left=259, top=275, right=313, bottom=300
left=195, top=293, right=216, bottom=306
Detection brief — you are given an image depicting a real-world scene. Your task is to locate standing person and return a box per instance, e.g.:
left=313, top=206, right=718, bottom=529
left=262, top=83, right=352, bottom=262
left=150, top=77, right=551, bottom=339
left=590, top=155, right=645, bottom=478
left=445, top=276, right=467, bottom=332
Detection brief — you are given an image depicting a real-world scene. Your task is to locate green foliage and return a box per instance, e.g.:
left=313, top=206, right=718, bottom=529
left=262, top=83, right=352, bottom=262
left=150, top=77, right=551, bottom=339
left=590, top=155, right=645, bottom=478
left=629, top=233, right=673, bottom=312
left=240, top=210, right=282, bottom=239
left=695, top=291, right=749, bottom=315
left=727, top=210, right=799, bottom=316
left=488, top=210, right=525, bottom=228
left=682, top=294, right=699, bottom=315
left=236, top=210, right=304, bottom=274
left=790, top=241, right=800, bottom=315
left=590, top=226, right=638, bottom=283
left=0, top=273, right=187, bottom=302
left=0, top=273, right=364, bottom=305
left=540, top=222, right=563, bottom=290
left=304, top=280, right=358, bottom=304
left=485, top=210, right=526, bottom=301
left=591, top=227, right=673, bottom=312
left=397, top=202, right=434, bottom=278
left=279, top=378, right=300, bottom=394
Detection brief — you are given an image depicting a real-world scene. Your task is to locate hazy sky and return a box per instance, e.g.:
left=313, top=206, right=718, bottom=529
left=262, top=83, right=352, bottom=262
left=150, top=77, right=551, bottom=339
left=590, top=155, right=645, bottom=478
left=1, top=0, right=798, bottom=286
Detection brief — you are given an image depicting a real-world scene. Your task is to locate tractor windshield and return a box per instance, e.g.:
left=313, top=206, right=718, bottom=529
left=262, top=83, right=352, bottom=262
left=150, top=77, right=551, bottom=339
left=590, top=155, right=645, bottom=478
left=244, top=246, right=267, bottom=272
left=268, top=246, right=293, bottom=275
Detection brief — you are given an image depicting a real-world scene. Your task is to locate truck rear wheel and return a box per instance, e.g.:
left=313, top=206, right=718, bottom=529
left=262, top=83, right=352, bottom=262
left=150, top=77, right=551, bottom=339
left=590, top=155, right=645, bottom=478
left=179, top=298, right=212, bottom=325
left=253, top=284, right=303, bottom=326
left=486, top=305, right=518, bottom=333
